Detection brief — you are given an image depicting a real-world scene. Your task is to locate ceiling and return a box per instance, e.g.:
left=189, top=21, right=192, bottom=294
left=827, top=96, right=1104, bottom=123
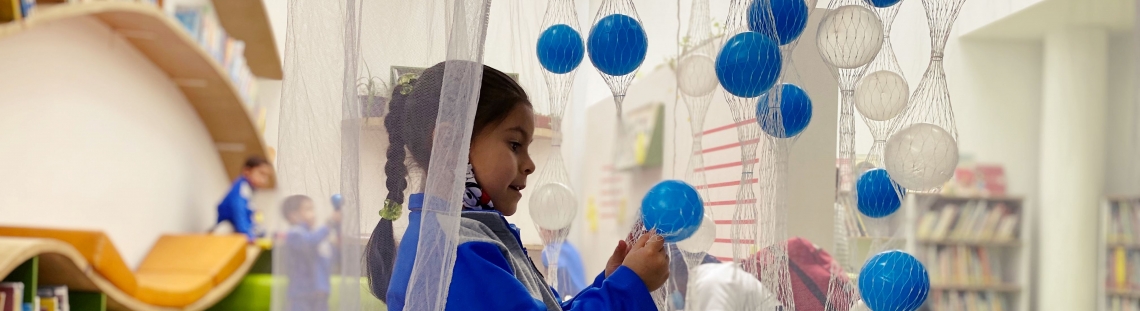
left=965, top=0, right=1134, bottom=39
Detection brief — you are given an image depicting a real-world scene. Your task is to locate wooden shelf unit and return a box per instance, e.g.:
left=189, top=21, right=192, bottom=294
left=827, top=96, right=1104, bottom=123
left=0, top=2, right=273, bottom=186
left=910, top=195, right=1028, bottom=311
left=1101, top=197, right=1140, bottom=311
left=931, top=283, right=1021, bottom=293
left=208, top=0, right=281, bottom=79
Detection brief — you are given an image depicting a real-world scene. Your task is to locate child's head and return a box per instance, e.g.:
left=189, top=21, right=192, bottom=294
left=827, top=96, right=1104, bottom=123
left=242, top=156, right=273, bottom=189
left=384, top=61, right=536, bottom=215
left=282, top=195, right=316, bottom=228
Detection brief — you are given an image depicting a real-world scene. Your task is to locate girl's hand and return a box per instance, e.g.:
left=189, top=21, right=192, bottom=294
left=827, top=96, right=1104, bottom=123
left=621, top=230, right=670, bottom=291
left=605, top=240, right=630, bottom=277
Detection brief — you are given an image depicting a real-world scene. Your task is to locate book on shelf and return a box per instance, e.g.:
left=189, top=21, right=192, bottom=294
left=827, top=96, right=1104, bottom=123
left=1109, top=296, right=1140, bottom=311
left=924, top=245, right=1006, bottom=288
left=0, top=282, right=22, bottom=311
left=170, top=4, right=260, bottom=107
left=931, top=290, right=1010, bottom=311
left=35, top=286, right=66, bottom=311
left=994, top=215, right=1019, bottom=241
left=929, top=204, right=960, bottom=240
left=37, top=297, right=56, bottom=311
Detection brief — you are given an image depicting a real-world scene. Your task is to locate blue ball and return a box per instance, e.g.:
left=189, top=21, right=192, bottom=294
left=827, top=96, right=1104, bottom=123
left=856, top=168, right=904, bottom=218
left=865, top=0, right=903, bottom=8
left=587, top=14, right=648, bottom=76
left=859, top=250, right=930, bottom=311
left=331, top=194, right=344, bottom=210
left=756, top=84, right=812, bottom=138
left=716, top=32, right=782, bottom=98
left=748, top=0, right=809, bottom=45
left=640, top=180, right=704, bottom=243
left=537, top=24, right=585, bottom=74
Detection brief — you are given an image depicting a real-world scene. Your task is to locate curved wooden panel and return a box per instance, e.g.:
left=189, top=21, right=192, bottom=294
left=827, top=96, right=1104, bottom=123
left=0, top=237, right=261, bottom=311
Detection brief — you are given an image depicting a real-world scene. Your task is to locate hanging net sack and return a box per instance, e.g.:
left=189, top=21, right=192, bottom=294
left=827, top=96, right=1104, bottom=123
left=275, top=0, right=492, bottom=310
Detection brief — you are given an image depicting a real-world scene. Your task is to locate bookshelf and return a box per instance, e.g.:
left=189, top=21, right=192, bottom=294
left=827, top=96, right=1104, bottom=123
left=1101, top=197, right=1140, bottom=311
left=0, top=1, right=274, bottom=186
left=208, top=0, right=281, bottom=79
left=910, top=194, right=1027, bottom=311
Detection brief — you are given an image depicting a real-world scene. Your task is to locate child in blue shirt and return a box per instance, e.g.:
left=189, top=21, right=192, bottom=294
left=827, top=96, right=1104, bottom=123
left=216, top=156, right=274, bottom=242
left=367, top=61, right=667, bottom=311
left=280, top=194, right=342, bottom=311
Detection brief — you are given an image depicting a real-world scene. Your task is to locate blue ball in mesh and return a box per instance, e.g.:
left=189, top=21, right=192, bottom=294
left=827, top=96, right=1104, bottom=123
left=756, top=83, right=812, bottom=138
left=587, top=14, right=648, bottom=76
left=859, top=250, right=930, bottom=311
left=716, top=32, right=782, bottom=98
left=856, top=168, right=904, bottom=218
left=748, top=0, right=809, bottom=45
left=640, top=180, right=704, bottom=243
left=537, top=24, right=585, bottom=74
left=865, top=0, right=903, bottom=8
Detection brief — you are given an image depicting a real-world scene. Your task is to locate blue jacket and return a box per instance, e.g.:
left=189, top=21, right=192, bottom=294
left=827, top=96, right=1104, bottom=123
left=541, top=242, right=588, bottom=298
left=283, top=224, right=333, bottom=296
left=386, top=194, right=657, bottom=311
left=217, top=176, right=255, bottom=241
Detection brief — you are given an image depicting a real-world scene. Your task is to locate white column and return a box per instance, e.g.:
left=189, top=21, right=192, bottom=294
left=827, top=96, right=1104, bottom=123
left=1037, top=28, right=1108, bottom=310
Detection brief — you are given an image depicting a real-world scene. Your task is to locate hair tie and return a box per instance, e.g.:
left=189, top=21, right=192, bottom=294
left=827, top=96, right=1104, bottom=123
left=381, top=199, right=403, bottom=221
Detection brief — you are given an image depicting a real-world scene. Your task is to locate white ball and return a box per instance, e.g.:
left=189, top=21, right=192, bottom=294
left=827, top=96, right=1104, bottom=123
left=529, top=182, right=578, bottom=230
left=816, top=5, right=884, bottom=69
left=850, top=299, right=871, bottom=311
left=677, top=215, right=716, bottom=253
left=677, top=54, right=719, bottom=97
left=884, top=123, right=959, bottom=190
left=855, top=70, right=909, bottom=121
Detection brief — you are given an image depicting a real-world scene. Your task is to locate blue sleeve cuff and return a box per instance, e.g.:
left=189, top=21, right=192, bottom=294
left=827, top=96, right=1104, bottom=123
left=602, top=266, right=655, bottom=307
left=591, top=272, right=605, bottom=288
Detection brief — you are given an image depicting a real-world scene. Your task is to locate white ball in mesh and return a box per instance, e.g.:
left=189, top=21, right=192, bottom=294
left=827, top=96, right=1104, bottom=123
left=677, top=215, right=715, bottom=253
left=855, top=70, right=909, bottom=121
left=816, top=5, right=884, bottom=69
left=529, top=182, right=578, bottom=230
left=677, top=54, right=719, bottom=97
left=884, top=123, right=959, bottom=190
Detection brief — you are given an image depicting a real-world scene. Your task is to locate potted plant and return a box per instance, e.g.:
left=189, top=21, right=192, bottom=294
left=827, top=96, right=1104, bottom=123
left=358, top=62, right=390, bottom=118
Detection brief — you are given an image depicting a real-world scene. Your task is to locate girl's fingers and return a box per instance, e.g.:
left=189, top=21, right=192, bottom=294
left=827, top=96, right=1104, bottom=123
left=645, top=232, right=666, bottom=252
left=633, top=231, right=652, bottom=249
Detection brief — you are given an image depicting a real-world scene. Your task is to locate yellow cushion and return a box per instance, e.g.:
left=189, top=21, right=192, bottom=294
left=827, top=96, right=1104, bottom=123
left=0, top=226, right=137, bottom=294
left=137, top=234, right=247, bottom=285
left=135, top=272, right=212, bottom=307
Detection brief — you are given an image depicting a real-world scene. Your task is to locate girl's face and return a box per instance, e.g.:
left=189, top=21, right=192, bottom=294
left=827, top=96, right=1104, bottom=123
left=469, top=104, right=536, bottom=216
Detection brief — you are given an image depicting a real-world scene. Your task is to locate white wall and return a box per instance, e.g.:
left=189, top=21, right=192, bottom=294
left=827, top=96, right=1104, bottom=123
left=1106, top=33, right=1138, bottom=196
left=0, top=17, right=230, bottom=267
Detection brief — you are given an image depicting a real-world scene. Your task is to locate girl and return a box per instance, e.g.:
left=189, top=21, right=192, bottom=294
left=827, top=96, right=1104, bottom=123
left=367, top=61, right=668, bottom=310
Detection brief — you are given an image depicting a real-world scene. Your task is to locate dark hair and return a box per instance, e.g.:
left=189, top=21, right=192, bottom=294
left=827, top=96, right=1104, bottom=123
left=244, top=156, right=270, bottom=170
left=366, top=61, right=530, bottom=300
left=384, top=62, right=531, bottom=204
left=281, top=195, right=311, bottom=221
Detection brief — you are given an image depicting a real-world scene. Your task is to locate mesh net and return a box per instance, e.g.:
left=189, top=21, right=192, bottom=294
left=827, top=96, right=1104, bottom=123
left=275, top=0, right=489, bottom=310
left=532, top=0, right=582, bottom=296
left=271, top=0, right=951, bottom=310
left=885, top=0, right=965, bottom=193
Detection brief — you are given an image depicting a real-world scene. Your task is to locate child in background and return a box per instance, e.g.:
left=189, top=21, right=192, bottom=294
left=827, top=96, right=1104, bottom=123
left=371, top=61, right=667, bottom=311
left=539, top=232, right=588, bottom=300
left=215, top=156, right=274, bottom=242
left=280, top=195, right=342, bottom=311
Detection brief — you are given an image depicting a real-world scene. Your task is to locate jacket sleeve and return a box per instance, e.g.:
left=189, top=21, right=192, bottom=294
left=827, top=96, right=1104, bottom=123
left=229, top=199, right=254, bottom=241
left=286, top=226, right=330, bottom=248
left=446, top=242, right=655, bottom=311
left=559, top=267, right=656, bottom=310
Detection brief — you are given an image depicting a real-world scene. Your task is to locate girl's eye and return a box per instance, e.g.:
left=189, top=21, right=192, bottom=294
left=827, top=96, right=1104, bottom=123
left=509, top=141, right=522, bottom=151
